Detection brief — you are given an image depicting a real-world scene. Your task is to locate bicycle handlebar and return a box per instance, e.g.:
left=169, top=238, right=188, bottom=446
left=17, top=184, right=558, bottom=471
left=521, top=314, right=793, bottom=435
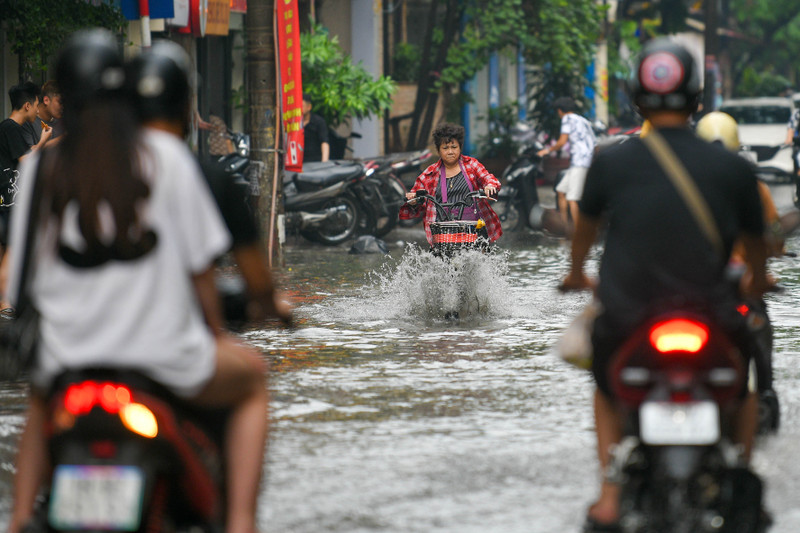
left=407, top=189, right=495, bottom=221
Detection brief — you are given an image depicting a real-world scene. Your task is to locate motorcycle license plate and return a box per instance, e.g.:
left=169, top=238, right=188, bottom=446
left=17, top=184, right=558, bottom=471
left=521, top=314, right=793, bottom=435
left=49, top=465, right=144, bottom=531
left=640, top=401, right=719, bottom=445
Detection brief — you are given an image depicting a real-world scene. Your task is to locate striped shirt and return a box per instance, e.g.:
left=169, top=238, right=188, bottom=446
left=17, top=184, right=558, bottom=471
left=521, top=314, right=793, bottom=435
left=436, top=171, right=476, bottom=221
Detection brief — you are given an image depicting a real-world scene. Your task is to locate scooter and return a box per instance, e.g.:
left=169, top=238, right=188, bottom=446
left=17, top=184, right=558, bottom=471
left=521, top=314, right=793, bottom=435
left=283, top=160, right=376, bottom=245
left=23, top=281, right=275, bottom=533
left=605, top=308, right=770, bottom=533
left=494, top=143, right=545, bottom=231
left=391, top=149, right=434, bottom=228
left=208, top=129, right=253, bottom=199
left=29, top=368, right=227, bottom=533
left=359, top=156, right=410, bottom=238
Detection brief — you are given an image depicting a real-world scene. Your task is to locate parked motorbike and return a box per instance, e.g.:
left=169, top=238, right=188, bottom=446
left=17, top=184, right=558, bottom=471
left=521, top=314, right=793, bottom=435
left=494, top=142, right=545, bottom=231
left=28, top=368, right=226, bottom=533
left=208, top=129, right=253, bottom=198
left=361, top=150, right=436, bottom=237
left=358, top=158, right=407, bottom=238
left=606, top=309, right=770, bottom=533
left=388, top=149, right=434, bottom=228
left=283, top=160, right=376, bottom=245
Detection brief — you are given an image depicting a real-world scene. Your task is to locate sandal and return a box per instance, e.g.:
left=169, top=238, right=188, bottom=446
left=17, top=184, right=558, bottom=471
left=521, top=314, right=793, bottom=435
left=583, top=515, right=622, bottom=533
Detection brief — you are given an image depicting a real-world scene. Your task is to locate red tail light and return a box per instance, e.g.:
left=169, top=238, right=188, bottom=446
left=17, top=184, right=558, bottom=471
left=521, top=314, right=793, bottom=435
left=64, top=381, right=133, bottom=415
left=649, top=319, right=709, bottom=353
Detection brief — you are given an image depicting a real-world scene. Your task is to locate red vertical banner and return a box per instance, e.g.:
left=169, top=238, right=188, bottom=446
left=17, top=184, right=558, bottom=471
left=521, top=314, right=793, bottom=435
left=276, top=0, right=304, bottom=172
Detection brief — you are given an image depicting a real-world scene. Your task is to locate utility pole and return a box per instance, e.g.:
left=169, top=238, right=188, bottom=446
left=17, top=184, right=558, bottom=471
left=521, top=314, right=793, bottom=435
left=703, top=0, right=719, bottom=115
left=246, top=0, right=282, bottom=264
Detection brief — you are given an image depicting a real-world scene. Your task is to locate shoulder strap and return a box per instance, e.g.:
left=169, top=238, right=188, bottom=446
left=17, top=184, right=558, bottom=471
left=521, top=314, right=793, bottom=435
left=641, top=130, right=725, bottom=257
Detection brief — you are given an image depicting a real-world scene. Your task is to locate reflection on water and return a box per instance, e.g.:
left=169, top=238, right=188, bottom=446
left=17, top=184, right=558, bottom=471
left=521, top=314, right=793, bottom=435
left=1, top=230, right=800, bottom=532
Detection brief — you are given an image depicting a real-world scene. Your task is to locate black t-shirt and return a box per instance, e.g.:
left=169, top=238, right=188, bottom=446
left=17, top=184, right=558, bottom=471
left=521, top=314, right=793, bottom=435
left=0, top=118, right=31, bottom=173
left=303, top=113, right=329, bottom=162
left=580, top=127, right=764, bottom=328
left=21, top=117, right=62, bottom=146
left=200, top=161, right=259, bottom=247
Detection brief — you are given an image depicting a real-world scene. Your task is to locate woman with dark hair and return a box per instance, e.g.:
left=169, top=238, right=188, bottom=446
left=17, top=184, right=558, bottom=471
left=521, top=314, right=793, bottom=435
left=7, top=30, right=267, bottom=533
left=400, top=122, right=502, bottom=246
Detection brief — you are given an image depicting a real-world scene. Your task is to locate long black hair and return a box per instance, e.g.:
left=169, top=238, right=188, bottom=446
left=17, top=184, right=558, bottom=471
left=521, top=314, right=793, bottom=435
left=47, top=30, right=153, bottom=267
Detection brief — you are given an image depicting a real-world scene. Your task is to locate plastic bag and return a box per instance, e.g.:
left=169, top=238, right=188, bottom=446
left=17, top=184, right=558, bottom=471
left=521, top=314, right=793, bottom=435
left=557, top=300, right=601, bottom=370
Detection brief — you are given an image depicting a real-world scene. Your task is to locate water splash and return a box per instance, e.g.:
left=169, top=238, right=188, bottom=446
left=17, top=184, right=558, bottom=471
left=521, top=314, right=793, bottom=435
left=367, top=244, right=514, bottom=321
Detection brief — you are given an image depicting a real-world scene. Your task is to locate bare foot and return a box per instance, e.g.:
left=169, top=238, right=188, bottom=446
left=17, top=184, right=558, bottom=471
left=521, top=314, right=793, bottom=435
left=587, top=482, right=620, bottom=524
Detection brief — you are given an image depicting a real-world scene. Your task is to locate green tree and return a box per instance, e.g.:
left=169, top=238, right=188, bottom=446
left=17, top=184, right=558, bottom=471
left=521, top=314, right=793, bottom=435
left=0, top=0, right=125, bottom=81
left=300, top=21, right=396, bottom=128
left=727, top=0, right=800, bottom=96
left=395, top=0, right=603, bottom=149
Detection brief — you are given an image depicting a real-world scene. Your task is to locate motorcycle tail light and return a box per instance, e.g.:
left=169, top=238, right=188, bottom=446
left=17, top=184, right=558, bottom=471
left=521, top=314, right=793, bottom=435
left=649, top=319, right=709, bottom=353
left=119, top=403, right=159, bottom=439
left=63, top=381, right=133, bottom=416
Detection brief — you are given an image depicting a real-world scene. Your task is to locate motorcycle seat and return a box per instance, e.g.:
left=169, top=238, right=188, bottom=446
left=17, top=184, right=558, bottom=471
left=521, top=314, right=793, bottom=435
left=286, top=161, right=364, bottom=191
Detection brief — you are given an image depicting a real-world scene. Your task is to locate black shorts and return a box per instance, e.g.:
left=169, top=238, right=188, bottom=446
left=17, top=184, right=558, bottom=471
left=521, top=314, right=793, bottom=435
left=0, top=207, right=10, bottom=246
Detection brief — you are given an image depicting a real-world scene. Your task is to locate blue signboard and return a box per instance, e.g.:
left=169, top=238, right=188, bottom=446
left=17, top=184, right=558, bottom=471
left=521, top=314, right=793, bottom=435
left=118, top=0, right=175, bottom=20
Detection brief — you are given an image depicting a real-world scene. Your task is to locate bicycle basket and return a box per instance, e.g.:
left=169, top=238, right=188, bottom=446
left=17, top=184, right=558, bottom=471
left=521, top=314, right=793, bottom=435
left=430, top=220, right=480, bottom=255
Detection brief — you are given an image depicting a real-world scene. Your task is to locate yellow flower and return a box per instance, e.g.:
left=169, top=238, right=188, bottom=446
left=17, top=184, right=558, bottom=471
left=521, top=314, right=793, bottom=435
left=476, top=219, right=485, bottom=229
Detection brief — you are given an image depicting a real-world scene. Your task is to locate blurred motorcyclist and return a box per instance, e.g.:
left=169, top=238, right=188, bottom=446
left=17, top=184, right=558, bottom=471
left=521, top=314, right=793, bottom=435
left=8, top=31, right=268, bottom=533
left=125, top=39, right=292, bottom=325
left=560, top=38, right=770, bottom=531
left=696, top=110, right=782, bottom=431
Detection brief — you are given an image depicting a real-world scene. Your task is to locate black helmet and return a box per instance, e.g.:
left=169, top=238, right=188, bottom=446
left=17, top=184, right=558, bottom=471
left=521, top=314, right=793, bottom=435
left=55, top=29, right=125, bottom=114
left=125, top=40, right=192, bottom=124
left=628, top=38, right=702, bottom=113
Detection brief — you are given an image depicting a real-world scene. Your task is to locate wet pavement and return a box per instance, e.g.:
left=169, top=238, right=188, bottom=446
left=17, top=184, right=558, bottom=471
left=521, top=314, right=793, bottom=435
left=1, top=225, right=800, bottom=532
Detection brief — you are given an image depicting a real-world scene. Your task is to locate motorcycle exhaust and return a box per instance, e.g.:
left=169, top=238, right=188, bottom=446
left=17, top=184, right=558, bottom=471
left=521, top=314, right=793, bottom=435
left=286, top=204, right=351, bottom=231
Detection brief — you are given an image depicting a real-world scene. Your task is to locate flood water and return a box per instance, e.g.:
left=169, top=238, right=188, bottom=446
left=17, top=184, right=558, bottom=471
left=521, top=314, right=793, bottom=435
left=1, top=225, right=800, bottom=532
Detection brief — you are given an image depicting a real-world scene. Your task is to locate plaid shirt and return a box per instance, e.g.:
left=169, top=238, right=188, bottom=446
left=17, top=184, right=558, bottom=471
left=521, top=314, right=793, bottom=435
left=399, top=155, right=502, bottom=245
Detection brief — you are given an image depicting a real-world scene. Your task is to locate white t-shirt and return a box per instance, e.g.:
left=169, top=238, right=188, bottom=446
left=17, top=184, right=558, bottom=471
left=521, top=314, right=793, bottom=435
left=7, top=129, right=231, bottom=397
left=561, top=112, right=596, bottom=168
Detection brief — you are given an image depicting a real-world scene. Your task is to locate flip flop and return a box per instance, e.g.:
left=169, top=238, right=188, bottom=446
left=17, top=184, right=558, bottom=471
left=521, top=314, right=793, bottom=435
left=583, top=515, right=622, bottom=533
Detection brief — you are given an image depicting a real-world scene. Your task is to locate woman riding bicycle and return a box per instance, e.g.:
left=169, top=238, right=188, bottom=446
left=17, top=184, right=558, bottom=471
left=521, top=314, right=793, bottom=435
left=400, top=123, right=502, bottom=246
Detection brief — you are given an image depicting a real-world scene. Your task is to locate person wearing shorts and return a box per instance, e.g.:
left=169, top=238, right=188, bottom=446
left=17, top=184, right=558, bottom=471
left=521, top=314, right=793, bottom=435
left=538, top=96, right=596, bottom=236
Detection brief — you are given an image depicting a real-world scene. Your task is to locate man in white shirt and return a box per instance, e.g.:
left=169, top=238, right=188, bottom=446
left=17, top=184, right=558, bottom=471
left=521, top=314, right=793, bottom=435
left=538, top=96, right=596, bottom=236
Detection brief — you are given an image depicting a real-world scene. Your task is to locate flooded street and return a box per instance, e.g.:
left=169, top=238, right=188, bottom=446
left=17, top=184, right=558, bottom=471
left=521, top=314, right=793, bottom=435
left=1, top=227, right=800, bottom=532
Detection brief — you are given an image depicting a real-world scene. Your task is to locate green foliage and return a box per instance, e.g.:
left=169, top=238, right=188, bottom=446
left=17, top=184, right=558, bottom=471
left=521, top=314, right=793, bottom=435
left=605, top=19, right=643, bottom=125
left=391, top=42, right=421, bottom=83
left=476, top=101, right=521, bottom=160
left=728, top=0, right=800, bottom=96
left=0, top=0, right=126, bottom=79
left=436, top=0, right=526, bottom=90
left=519, top=0, right=603, bottom=136
left=398, top=0, right=602, bottom=147
left=300, top=22, right=396, bottom=128
left=738, top=68, right=792, bottom=97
